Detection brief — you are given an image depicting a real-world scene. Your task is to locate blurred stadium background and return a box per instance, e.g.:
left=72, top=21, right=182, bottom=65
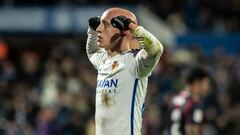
left=0, top=0, right=240, bottom=135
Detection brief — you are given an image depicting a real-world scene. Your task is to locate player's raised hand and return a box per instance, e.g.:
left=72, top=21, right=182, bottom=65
left=88, top=17, right=100, bottom=31
left=111, top=16, right=136, bottom=31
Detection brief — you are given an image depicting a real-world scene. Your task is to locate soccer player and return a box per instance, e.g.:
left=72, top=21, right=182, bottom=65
left=86, top=7, right=164, bottom=135
left=168, top=67, right=211, bottom=135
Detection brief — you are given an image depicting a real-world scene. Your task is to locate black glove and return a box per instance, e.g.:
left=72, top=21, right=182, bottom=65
left=88, top=17, right=100, bottom=31
left=111, top=16, right=134, bottom=31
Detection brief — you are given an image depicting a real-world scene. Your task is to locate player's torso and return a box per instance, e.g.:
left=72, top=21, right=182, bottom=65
left=169, top=91, right=204, bottom=135
left=96, top=52, right=136, bottom=123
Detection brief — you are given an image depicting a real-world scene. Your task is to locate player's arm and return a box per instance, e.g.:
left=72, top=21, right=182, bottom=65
left=111, top=16, right=163, bottom=78
left=86, top=17, right=106, bottom=69
left=131, top=25, right=164, bottom=77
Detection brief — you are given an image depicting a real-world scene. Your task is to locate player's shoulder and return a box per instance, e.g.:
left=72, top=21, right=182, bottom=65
left=172, top=90, right=190, bottom=107
left=131, top=49, right=141, bottom=57
left=121, top=49, right=141, bottom=57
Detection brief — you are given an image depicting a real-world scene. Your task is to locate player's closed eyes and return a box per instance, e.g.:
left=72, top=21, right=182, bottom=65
left=102, top=20, right=110, bottom=29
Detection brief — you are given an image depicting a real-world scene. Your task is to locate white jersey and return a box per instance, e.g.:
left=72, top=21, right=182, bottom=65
left=86, top=26, right=163, bottom=135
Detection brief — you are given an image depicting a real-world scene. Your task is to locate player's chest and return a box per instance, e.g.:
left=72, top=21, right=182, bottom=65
left=98, top=59, right=128, bottom=78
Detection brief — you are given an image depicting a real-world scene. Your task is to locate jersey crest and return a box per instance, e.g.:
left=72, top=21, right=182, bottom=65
left=112, top=61, right=119, bottom=71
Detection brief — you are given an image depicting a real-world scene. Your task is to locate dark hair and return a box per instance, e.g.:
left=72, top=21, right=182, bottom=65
left=186, top=67, right=209, bottom=84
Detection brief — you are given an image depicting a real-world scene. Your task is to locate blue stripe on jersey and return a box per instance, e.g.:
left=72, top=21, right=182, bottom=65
left=141, top=103, right=145, bottom=117
left=131, top=79, right=138, bottom=135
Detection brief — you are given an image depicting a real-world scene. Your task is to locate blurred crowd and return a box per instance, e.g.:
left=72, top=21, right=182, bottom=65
left=144, top=0, right=240, bottom=33
left=0, top=0, right=239, bottom=135
left=0, top=37, right=240, bottom=135
left=0, top=0, right=239, bottom=33
left=0, top=0, right=139, bottom=6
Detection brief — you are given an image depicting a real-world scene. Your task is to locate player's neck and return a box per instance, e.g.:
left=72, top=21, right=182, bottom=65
left=107, top=40, right=130, bottom=58
left=186, top=86, right=201, bottom=101
left=191, top=91, right=201, bottom=101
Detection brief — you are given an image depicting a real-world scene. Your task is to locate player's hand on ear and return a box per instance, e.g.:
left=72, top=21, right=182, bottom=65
left=111, top=16, right=137, bottom=31
left=88, top=17, right=100, bottom=31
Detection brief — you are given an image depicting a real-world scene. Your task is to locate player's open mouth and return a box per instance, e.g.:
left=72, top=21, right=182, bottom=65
left=97, top=36, right=102, bottom=42
left=97, top=39, right=101, bottom=43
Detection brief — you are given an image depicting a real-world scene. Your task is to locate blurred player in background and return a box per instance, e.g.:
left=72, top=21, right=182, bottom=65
left=167, top=67, right=211, bottom=135
left=86, top=7, right=163, bottom=135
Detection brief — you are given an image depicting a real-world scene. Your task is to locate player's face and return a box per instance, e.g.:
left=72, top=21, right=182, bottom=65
left=96, top=13, right=121, bottom=49
left=199, top=77, right=210, bottom=96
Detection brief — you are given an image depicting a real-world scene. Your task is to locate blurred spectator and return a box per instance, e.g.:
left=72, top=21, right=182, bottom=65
left=0, top=39, right=8, bottom=61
